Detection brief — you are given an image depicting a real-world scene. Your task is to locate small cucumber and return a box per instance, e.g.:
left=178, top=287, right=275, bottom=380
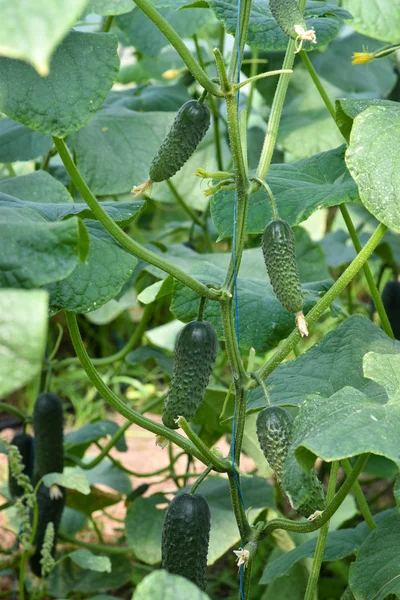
left=149, top=100, right=211, bottom=182
left=30, top=483, right=65, bottom=577
left=269, top=0, right=315, bottom=45
left=8, top=432, right=34, bottom=500
left=161, top=492, right=211, bottom=590
left=381, top=281, right=400, bottom=340
left=262, top=218, right=304, bottom=314
left=32, top=393, right=64, bottom=483
left=162, top=320, right=217, bottom=429
left=256, top=406, right=325, bottom=517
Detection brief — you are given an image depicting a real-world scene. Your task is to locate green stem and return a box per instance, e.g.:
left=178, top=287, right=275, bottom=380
left=256, top=222, right=388, bottom=381
left=227, top=0, right=253, bottom=82
left=55, top=303, right=152, bottom=369
left=166, top=180, right=203, bottom=227
left=342, top=458, right=376, bottom=530
left=249, top=372, right=270, bottom=406
left=232, top=384, right=247, bottom=466
left=101, top=15, right=114, bottom=32
left=304, top=461, right=339, bottom=600
left=252, top=177, right=279, bottom=220
left=64, top=311, right=218, bottom=466
left=59, top=532, right=130, bottom=554
left=228, top=472, right=251, bottom=541
left=53, top=136, right=221, bottom=302
left=299, top=51, right=394, bottom=340
left=190, top=464, right=213, bottom=494
left=5, top=163, right=16, bottom=177
left=0, top=402, right=27, bottom=422
left=246, top=48, right=259, bottom=121
left=177, top=416, right=229, bottom=472
left=220, top=300, right=247, bottom=383
left=66, top=422, right=130, bottom=470
left=235, top=69, right=293, bottom=91
left=260, top=454, right=369, bottom=539
left=133, top=0, right=222, bottom=96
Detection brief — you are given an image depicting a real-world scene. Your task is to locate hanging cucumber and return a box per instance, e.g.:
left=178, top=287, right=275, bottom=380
left=269, top=0, right=316, bottom=48
left=8, top=432, right=34, bottom=500
left=381, top=280, right=400, bottom=340
left=32, top=392, right=64, bottom=483
left=30, top=483, right=65, bottom=577
left=162, top=320, right=218, bottom=429
left=256, top=406, right=325, bottom=517
left=133, top=100, right=211, bottom=194
left=261, top=218, right=308, bottom=336
left=161, top=492, right=211, bottom=590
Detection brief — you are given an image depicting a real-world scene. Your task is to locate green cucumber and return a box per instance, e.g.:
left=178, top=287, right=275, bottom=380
left=269, top=0, right=308, bottom=39
left=32, top=393, right=64, bottom=483
left=381, top=281, right=400, bottom=340
left=8, top=432, right=34, bottom=500
left=256, top=406, right=325, bottom=517
left=162, top=320, right=217, bottom=429
left=161, top=492, right=211, bottom=590
left=30, top=483, right=65, bottom=577
left=149, top=100, right=210, bottom=182
left=262, top=218, right=304, bottom=315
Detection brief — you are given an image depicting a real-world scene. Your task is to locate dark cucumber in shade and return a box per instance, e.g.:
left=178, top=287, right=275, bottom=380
left=30, top=483, right=65, bottom=577
left=161, top=492, right=211, bottom=590
left=381, top=280, right=400, bottom=340
left=32, top=392, right=64, bottom=483
left=162, top=320, right=217, bottom=429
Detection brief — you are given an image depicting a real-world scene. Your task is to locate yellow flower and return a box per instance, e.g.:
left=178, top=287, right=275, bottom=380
left=352, top=52, right=374, bottom=65
left=162, top=69, right=180, bottom=80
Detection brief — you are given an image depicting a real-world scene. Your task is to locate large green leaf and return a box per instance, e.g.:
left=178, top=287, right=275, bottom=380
left=0, top=289, right=48, bottom=399
left=262, top=511, right=394, bottom=585
left=336, top=98, right=400, bottom=145
left=104, top=84, right=190, bottom=112
left=0, top=118, right=52, bottom=162
left=171, top=261, right=331, bottom=352
left=342, top=0, right=400, bottom=43
left=48, top=220, right=137, bottom=314
left=211, top=146, right=357, bottom=239
left=0, top=0, right=89, bottom=75
left=73, top=458, right=132, bottom=494
left=125, top=496, right=166, bottom=565
left=64, top=420, right=128, bottom=454
left=346, top=105, right=400, bottom=233
left=0, top=31, right=119, bottom=136
left=349, top=512, right=400, bottom=600
left=0, top=172, right=144, bottom=226
left=116, top=7, right=214, bottom=57
left=69, top=550, right=111, bottom=573
left=44, top=471, right=91, bottom=495
left=73, top=107, right=175, bottom=195
left=262, top=562, right=309, bottom=600
left=282, top=352, right=400, bottom=510
left=247, top=315, right=398, bottom=414
left=86, top=0, right=132, bottom=15
left=133, top=571, right=210, bottom=600
left=0, top=200, right=89, bottom=288
left=207, top=0, right=351, bottom=52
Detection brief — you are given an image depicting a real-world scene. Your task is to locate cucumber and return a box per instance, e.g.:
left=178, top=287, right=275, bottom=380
left=256, top=406, right=325, bottom=517
left=161, top=492, right=211, bottom=590
left=32, top=393, right=64, bottom=483
left=8, top=432, right=34, bottom=500
left=30, top=483, right=65, bottom=577
left=381, top=281, right=400, bottom=340
left=269, top=0, right=311, bottom=40
left=162, top=320, right=217, bottom=430
left=261, top=219, right=304, bottom=315
left=149, top=100, right=210, bottom=182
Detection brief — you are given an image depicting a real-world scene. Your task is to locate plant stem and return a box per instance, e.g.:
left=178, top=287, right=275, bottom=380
left=190, top=464, right=213, bottom=494
left=220, top=299, right=247, bottom=383
left=227, top=0, right=253, bottom=82
left=66, top=422, right=131, bottom=469
left=246, top=48, right=259, bottom=120
left=53, top=136, right=221, bottom=301
left=228, top=472, right=251, bottom=541
left=133, top=0, right=222, bottom=96
left=5, top=163, right=16, bottom=177
left=256, top=222, right=388, bottom=381
left=59, top=532, right=131, bottom=554
left=0, top=402, right=27, bottom=422
left=64, top=311, right=222, bottom=467
left=166, top=180, right=203, bottom=227
left=235, top=69, right=293, bottom=90
left=101, top=15, right=114, bottom=32
left=304, top=461, right=339, bottom=600
left=260, top=454, right=369, bottom=539
left=299, top=51, right=394, bottom=340
left=177, top=416, right=229, bottom=472
left=252, top=177, right=279, bottom=220
left=342, top=458, right=376, bottom=530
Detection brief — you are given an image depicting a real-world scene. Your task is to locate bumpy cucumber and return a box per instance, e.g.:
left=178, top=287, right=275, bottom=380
left=381, top=281, right=400, bottom=340
left=262, top=218, right=304, bottom=314
left=161, top=492, right=211, bottom=590
left=256, top=406, right=325, bottom=517
left=162, top=320, right=217, bottom=430
left=8, top=432, right=34, bottom=500
left=149, top=100, right=211, bottom=182
left=269, top=0, right=308, bottom=39
left=32, top=393, right=64, bottom=483
left=30, top=483, right=65, bottom=577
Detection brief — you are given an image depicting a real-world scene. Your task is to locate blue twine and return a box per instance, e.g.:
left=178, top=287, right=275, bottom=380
left=231, top=0, right=246, bottom=598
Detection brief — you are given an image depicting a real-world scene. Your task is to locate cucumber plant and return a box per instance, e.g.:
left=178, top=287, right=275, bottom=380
left=0, top=0, right=400, bottom=599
